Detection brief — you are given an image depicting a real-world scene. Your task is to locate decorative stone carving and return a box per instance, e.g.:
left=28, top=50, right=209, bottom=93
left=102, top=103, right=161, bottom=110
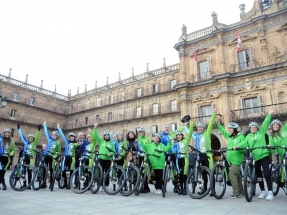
left=269, top=45, right=284, bottom=62
left=228, top=35, right=257, bottom=46
left=276, top=23, right=287, bottom=33
left=244, top=79, right=252, bottom=90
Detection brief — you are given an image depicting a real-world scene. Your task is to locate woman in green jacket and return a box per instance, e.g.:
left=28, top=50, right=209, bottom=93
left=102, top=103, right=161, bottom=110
left=140, top=133, right=172, bottom=195
left=217, top=122, right=245, bottom=198
left=237, top=109, right=274, bottom=201
left=269, top=119, right=287, bottom=160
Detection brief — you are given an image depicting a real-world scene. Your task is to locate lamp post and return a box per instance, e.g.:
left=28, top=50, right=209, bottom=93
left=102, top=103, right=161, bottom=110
left=0, top=95, right=8, bottom=108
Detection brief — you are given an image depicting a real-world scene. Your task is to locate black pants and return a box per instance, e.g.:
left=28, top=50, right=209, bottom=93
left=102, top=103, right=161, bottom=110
left=200, top=154, right=209, bottom=190
left=0, top=156, right=8, bottom=185
left=100, top=159, right=112, bottom=186
left=44, top=155, right=53, bottom=185
left=154, top=169, right=163, bottom=190
left=24, top=155, right=32, bottom=184
left=62, top=156, right=73, bottom=186
left=255, top=156, right=272, bottom=191
left=178, top=158, right=187, bottom=191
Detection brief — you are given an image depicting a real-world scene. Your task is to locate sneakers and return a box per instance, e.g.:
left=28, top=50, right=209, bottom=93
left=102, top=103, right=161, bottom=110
left=155, top=189, right=159, bottom=194
left=258, top=191, right=266, bottom=199
left=182, top=190, right=187, bottom=195
left=99, top=186, right=104, bottom=192
left=3, top=185, right=7, bottom=190
left=229, top=194, right=239, bottom=199
left=197, top=189, right=206, bottom=195
left=266, top=193, right=274, bottom=201
left=157, top=190, right=162, bottom=195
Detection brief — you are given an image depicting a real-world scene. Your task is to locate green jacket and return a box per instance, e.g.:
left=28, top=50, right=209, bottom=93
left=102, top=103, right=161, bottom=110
left=141, top=141, right=172, bottom=169
left=93, top=127, right=115, bottom=160
left=269, top=122, right=287, bottom=160
left=217, top=124, right=246, bottom=165
left=117, top=140, right=127, bottom=160
left=138, top=135, right=151, bottom=145
left=238, top=114, right=272, bottom=161
left=18, top=129, right=40, bottom=157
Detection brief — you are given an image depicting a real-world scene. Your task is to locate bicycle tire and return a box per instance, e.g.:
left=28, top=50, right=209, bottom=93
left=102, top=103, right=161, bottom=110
left=210, top=164, right=226, bottom=199
left=186, top=166, right=211, bottom=199
left=120, top=165, right=140, bottom=196
left=50, top=164, right=60, bottom=191
left=134, top=165, right=148, bottom=196
left=285, top=163, right=287, bottom=190
left=162, top=165, right=170, bottom=198
left=9, top=164, right=36, bottom=191
left=70, top=165, right=94, bottom=194
left=32, top=164, right=48, bottom=190
left=270, top=164, right=280, bottom=196
left=103, top=165, right=125, bottom=195
left=243, top=162, right=255, bottom=202
left=58, top=175, right=66, bottom=189
left=90, top=165, right=103, bottom=194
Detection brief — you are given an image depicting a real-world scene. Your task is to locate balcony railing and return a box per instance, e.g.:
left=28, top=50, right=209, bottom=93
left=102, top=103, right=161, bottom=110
left=63, top=105, right=181, bottom=130
left=231, top=102, right=287, bottom=122
left=229, top=60, right=262, bottom=73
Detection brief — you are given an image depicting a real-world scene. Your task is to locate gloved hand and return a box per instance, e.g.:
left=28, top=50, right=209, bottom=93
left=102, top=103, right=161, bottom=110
left=38, top=124, right=42, bottom=131
left=17, top=124, right=21, bottom=129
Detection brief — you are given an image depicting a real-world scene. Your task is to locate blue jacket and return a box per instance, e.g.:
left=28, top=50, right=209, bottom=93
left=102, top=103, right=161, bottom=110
left=161, top=131, right=170, bottom=146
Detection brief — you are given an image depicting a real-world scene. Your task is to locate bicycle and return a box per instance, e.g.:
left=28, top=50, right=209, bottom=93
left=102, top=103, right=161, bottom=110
left=134, top=150, right=160, bottom=196
left=209, top=148, right=232, bottom=199
left=32, top=150, right=49, bottom=190
left=270, top=146, right=287, bottom=196
left=119, top=147, right=140, bottom=196
left=90, top=151, right=104, bottom=194
left=70, top=151, right=94, bottom=194
left=102, top=147, right=126, bottom=195
left=50, top=153, right=66, bottom=191
left=186, top=146, right=212, bottom=199
left=9, top=148, right=36, bottom=191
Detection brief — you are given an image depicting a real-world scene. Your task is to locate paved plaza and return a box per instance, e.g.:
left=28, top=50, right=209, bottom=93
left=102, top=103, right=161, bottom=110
left=0, top=170, right=286, bottom=215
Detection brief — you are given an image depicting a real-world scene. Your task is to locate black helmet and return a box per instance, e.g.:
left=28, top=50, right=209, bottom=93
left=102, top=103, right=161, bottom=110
left=181, top=115, right=191, bottom=123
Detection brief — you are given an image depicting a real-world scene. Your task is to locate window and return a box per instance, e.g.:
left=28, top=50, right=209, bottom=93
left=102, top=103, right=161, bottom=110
left=200, top=105, right=212, bottom=122
left=152, top=103, right=158, bottom=114
left=244, top=97, right=259, bottom=114
left=13, top=93, right=19, bottom=101
left=170, top=123, right=177, bottom=131
left=107, top=95, right=113, bottom=105
left=10, top=109, right=17, bottom=118
left=238, top=50, right=251, bottom=70
left=151, top=125, right=158, bottom=137
left=108, top=112, right=113, bottom=121
left=96, top=98, right=101, bottom=107
left=75, top=119, right=78, bottom=127
left=11, top=128, right=15, bottom=137
left=199, top=61, right=209, bottom=79
left=170, top=80, right=176, bottom=90
left=152, top=84, right=159, bottom=94
left=136, top=88, right=142, bottom=97
left=96, top=115, right=101, bottom=122
left=121, top=92, right=125, bottom=101
left=170, top=100, right=177, bottom=111
left=30, top=97, right=35, bottom=105
left=85, top=117, right=88, bottom=125
left=136, top=106, right=142, bottom=117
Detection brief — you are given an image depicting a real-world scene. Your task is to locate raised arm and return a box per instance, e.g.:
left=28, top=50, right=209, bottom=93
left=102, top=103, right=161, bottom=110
left=57, top=123, right=68, bottom=145
left=43, top=121, right=52, bottom=141
left=217, top=123, right=230, bottom=139
left=17, top=124, right=28, bottom=146
left=185, top=121, right=194, bottom=144
left=93, top=122, right=104, bottom=145
left=206, top=111, right=217, bottom=136
left=260, top=110, right=273, bottom=134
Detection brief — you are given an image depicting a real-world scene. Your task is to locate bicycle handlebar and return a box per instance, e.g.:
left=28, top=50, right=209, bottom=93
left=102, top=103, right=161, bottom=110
left=122, top=146, right=138, bottom=156
left=138, top=150, right=160, bottom=158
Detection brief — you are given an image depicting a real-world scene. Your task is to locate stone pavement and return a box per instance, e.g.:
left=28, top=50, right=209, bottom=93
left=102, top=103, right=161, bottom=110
left=0, top=170, right=286, bottom=215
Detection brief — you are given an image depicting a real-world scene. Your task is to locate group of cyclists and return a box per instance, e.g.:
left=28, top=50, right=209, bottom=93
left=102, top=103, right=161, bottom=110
left=0, top=107, right=286, bottom=202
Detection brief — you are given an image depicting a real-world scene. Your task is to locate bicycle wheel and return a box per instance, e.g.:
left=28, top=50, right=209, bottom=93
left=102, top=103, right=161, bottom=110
left=134, top=165, right=148, bottom=196
left=32, top=164, right=48, bottom=190
left=58, top=173, right=66, bottom=189
left=270, top=164, right=280, bottom=196
left=103, top=165, right=125, bottom=195
left=9, top=164, right=36, bottom=191
left=70, top=165, right=94, bottom=194
left=90, top=165, right=103, bottom=194
left=186, top=166, right=211, bottom=199
left=243, top=162, right=256, bottom=202
left=120, top=165, right=140, bottom=196
left=162, top=165, right=170, bottom=198
left=210, top=164, right=226, bottom=199
left=50, top=164, right=60, bottom=191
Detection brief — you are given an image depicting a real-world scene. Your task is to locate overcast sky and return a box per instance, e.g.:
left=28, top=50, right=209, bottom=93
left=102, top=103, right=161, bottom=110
left=0, top=0, right=253, bottom=96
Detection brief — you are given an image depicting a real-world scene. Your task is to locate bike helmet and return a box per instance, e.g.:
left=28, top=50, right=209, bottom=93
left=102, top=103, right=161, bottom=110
left=28, top=134, right=35, bottom=138
left=137, top=127, right=145, bottom=132
left=103, top=131, right=110, bottom=135
left=68, top=132, right=76, bottom=137
left=228, top=122, right=239, bottom=129
left=271, top=119, right=282, bottom=126
left=181, top=115, right=191, bottom=123
left=3, top=128, right=11, bottom=133
left=176, top=130, right=183, bottom=135
left=116, top=131, right=123, bottom=136
left=155, top=133, right=162, bottom=139
left=86, top=134, right=91, bottom=138
left=52, top=131, right=59, bottom=136
left=196, top=122, right=206, bottom=128
left=248, top=122, right=259, bottom=128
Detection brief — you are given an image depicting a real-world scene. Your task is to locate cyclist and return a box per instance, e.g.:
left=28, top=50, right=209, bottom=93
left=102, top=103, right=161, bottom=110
left=171, top=121, right=193, bottom=195
left=0, top=128, right=16, bottom=190
left=217, top=122, right=245, bottom=198
left=269, top=119, right=287, bottom=160
left=140, top=133, right=172, bottom=195
left=161, top=124, right=170, bottom=146
left=17, top=123, right=42, bottom=189
left=93, top=122, right=115, bottom=191
left=236, top=109, right=274, bottom=201
left=57, top=123, right=79, bottom=189
left=43, top=121, right=61, bottom=189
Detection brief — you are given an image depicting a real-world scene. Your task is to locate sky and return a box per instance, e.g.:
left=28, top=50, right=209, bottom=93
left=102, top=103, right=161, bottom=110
left=0, top=0, right=253, bottom=96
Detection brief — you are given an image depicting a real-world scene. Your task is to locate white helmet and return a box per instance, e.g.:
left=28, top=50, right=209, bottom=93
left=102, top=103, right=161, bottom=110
left=28, top=134, right=35, bottom=138
left=68, top=132, right=76, bottom=137
left=3, top=128, right=11, bottom=133
left=176, top=130, right=183, bottom=135
left=52, top=131, right=59, bottom=136
left=86, top=134, right=91, bottom=138
left=103, top=131, right=110, bottom=135
left=271, top=119, right=282, bottom=126
left=116, top=131, right=123, bottom=136
left=249, top=122, right=259, bottom=128
left=196, top=122, right=206, bottom=128
left=155, top=133, right=162, bottom=139
left=137, top=127, right=145, bottom=132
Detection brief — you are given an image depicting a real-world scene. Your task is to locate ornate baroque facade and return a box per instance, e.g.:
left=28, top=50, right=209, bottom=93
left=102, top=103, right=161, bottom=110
left=1, top=0, right=287, bottom=166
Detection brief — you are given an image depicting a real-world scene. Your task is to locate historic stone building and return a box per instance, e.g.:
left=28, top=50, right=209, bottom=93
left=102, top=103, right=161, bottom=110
left=0, top=0, right=287, bottom=165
